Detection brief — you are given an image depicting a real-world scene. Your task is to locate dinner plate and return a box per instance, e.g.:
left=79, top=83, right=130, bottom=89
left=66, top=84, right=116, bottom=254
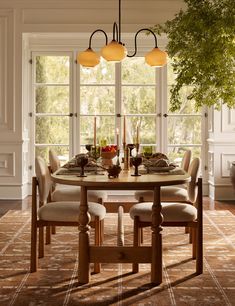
left=146, top=165, right=176, bottom=173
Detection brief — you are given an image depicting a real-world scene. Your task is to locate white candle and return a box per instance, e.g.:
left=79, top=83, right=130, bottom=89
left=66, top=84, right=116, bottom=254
left=123, top=115, right=126, bottom=144
left=94, top=116, right=97, bottom=146
left=116, top=128, right=119, bottom=149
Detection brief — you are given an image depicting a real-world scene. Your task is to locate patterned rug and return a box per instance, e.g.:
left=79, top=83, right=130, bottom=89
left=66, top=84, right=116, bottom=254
left=0, top=209, right=234, bottom=306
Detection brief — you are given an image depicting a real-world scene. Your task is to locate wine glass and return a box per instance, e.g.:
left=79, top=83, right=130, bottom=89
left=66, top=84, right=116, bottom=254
left=76, top=155, right=89, bottom=177
left=127, top=144, right=135, bottom=157
left=131, top=156, right=142, bottom=176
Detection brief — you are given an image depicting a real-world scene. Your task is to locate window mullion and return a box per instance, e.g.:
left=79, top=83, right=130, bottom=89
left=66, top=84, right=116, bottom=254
left=116, top=62, right=122, bottom=146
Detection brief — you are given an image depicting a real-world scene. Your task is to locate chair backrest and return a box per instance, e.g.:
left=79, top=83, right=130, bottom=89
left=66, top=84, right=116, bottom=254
left=49, top=149, right=60, bottom=173
left=181, top=150, right=191, bottom=172
left=187, top=157, right=200, bottom=203
left=35, top=156, right=52, bottom=204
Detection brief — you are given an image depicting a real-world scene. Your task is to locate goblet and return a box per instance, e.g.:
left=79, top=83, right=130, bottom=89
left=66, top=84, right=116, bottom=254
left=127, top=144, right=135, bottom=157
left=131, top=156, right=142, bottom=176
left=76, top=155, right=89, bottom=177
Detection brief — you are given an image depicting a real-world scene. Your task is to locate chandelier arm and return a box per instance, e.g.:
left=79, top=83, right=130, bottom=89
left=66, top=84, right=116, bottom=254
left=88, top=29, right=108, bottom=49
left=119, top=0, right=121, bottom=43
left=113, top=22, right=119, bottom=41
left=127, top=28, right=158, bottom=58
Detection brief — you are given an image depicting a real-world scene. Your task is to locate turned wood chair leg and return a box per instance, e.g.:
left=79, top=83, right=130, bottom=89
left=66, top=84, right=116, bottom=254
left=38, top=227, right=44, bottom=258
left=30, top=176, right=38, bottom=272
left=46, top=226, right=51, bottom=245
left=132, top=217, right=140, bottom=273
left=94, top=217, right=101, bottom=274
left=189, top=227, right=193, bottom=243
left=185, top=226, right=189, bottom=234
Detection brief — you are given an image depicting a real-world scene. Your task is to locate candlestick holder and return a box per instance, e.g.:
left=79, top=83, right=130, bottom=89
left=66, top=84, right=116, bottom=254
left=123, top=146, right=130, bottom=170
left=116, top=149, right=120, bottom=167
left=135, top=143, right=140, bottom=156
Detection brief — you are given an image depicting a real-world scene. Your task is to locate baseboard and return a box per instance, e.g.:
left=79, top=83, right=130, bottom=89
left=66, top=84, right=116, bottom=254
left=0, top=183, right=29, bottom=200
left=209, top=183, right=235, bottom=200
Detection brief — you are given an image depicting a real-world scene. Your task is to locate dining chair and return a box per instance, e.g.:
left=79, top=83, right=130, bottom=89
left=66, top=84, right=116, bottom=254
left=30, top=156, right=106, bottom=273
left=48, top=149, right=107, bottom=240
left=129, top=158, right=203, bottom=274
left=49, top=149, right=107, bottom=204
left=135, top=150, right=192, bottom=203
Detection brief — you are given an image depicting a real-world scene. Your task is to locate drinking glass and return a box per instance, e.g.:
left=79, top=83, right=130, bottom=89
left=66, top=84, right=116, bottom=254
left=143, top=146, right=153, bottom=159
left=76, top=155, right=89, bottom=177
left=131, top=156, right=142, bottom=176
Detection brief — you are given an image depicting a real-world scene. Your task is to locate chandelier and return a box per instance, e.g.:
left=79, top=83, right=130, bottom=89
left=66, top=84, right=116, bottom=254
left=77, top=0, right=167, bottom=68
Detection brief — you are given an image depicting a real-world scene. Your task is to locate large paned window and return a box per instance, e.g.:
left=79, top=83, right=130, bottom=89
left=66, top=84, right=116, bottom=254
left=32, top=53, right=71, bottom=161
left=31, top=53, right=205, bottom=170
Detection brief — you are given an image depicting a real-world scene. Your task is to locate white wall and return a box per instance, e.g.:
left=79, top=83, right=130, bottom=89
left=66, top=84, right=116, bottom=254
left=0, top=0, right=234, bottom=200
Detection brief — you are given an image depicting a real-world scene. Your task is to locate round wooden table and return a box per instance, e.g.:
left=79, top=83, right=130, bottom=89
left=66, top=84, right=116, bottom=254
left=51, top=169, right=190, bottom=285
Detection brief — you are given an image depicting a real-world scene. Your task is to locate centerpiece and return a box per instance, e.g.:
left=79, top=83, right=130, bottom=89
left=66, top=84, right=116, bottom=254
left=101, top=145, right=117, bottom=167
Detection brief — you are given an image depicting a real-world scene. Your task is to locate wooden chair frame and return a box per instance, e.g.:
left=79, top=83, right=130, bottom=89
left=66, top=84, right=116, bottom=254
left=132, top=177, right=203, bottom=275
left=30, top=176, right=102, bottom=273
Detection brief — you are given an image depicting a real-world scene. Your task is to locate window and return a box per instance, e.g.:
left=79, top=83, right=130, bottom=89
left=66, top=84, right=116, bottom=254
left=31, top=52, right=205, bottom=170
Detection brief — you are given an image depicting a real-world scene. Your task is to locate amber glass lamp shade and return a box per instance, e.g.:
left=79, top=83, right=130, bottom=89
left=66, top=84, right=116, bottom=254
left=77, top=48, right=100, bottom=68
left=145, top=47, right=167, bottom=67
left=101, top=40, right=127, bottom=62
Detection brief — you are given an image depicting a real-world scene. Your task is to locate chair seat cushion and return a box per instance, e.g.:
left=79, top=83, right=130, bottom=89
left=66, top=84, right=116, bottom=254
left=130, top=202, right=197, bottom=223
left=38, top=201, right=106, bottom=222
left=51, top=185, right=107, bottom=202
left=135, top=186, right=188, bottom=202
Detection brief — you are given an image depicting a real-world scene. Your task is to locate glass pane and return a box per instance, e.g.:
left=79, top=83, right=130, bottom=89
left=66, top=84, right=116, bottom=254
left=124, top=116, right=156, bottom=145
left=36, top=55, right=70, bottom=84
left=168, top=116, right=201, bottom=145
left=123, top=87, right=156, bottom=114
left=167, top=146, right=201, bottom=165
left=35, top=146, right=69, bottom=164
left=80, top=87, right=115, bottom=114
left=122, top=57, right=155, bottom=84
left=80, top=115, right=115, bottom=145
left=168, top=86, right=200, bottom=114
left=167, top=61, right=177, bottom=86
left=36, top=86, right=69, bottom=114
left=80, top=59, right=115, bottom=84
left=35, top=116, right=69, bottom=144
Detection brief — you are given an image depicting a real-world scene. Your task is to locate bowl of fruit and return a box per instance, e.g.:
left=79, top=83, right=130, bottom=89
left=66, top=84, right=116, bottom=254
left=101, top=145, right=117, bottom=166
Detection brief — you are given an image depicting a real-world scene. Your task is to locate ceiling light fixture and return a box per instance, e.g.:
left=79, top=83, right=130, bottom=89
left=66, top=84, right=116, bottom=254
left=77, top=0, right=167, bottom=68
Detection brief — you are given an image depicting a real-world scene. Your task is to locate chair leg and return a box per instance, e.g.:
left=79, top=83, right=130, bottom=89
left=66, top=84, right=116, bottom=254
left=185, top=226, right=189, bottom=234
left=192, top=227, right=196, bottom=259
left=30, top=226, right=38, bottom=272
left=46, top=226, right=51, bottom=245
left=52, top=226, right=56, bottom=234
left=94, top=217, right=101, bottom=273
left=132, top=217, right=140, bottom=273
left=189, top=228, right=193, bottom=243
left=38, top=227, right=44, bottom=258
left=100, top=219, right=104, bottom=244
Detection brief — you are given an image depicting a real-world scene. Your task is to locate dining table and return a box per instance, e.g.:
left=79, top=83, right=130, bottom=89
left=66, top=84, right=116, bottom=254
left=51, top=167, right=190, bottom=285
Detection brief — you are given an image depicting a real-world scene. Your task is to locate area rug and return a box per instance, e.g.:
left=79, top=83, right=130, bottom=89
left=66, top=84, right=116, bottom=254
left=0, top=209, right=234, bottom=306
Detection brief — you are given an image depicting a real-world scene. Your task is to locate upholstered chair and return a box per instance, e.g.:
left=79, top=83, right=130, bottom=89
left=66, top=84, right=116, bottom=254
left=135, top=150, right=192, bottom=203
left=30, top=156, right=106, bottom=273
left=129, top=158, right=203, bottom=274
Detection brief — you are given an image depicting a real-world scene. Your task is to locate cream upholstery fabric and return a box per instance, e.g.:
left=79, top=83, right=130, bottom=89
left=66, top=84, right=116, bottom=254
left=135, top=186, right=188, bottom=202
left=181, top=150, right=191, bottom=172
left=130, top=202, right=197, bottom=223
left=38, top=201, right=106, bottom=222
left=35, top=157, right=52, bottom=204
left=49, top=149, right=61, bottom=173
left=51, top=186, right=107, bottom=202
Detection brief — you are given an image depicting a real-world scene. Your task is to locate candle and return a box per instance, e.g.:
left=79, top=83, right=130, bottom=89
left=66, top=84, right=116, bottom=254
left=123, top=115, right=126, bottom=144
left=94, top=116, right=97, bottom=146
left=116, top=128, right=119, bottom=149
left=136, top=123, right=140, bottom=144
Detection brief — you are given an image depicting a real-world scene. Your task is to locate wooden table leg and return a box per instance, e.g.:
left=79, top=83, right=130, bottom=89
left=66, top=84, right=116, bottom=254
left=151, top=186, right=163, bottom=284
left=78, top=186, right=91, bottom=284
